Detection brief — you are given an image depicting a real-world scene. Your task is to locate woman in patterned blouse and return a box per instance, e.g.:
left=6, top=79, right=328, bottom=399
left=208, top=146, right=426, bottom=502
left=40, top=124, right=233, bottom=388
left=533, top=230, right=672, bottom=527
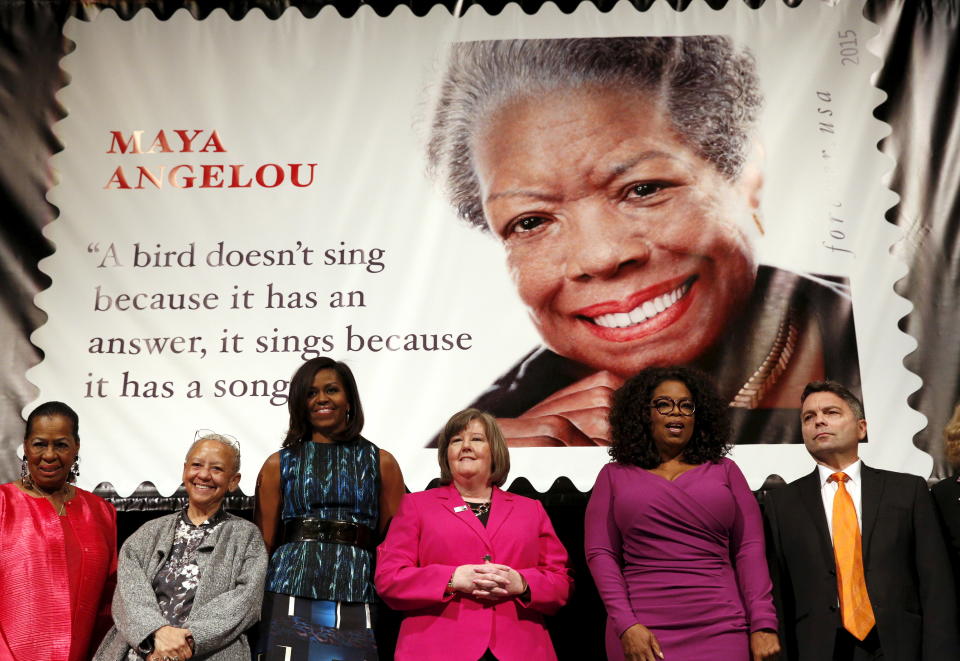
left=94, top=432, right=268, bottom=661
left=254, top=357, right=405, bottom=661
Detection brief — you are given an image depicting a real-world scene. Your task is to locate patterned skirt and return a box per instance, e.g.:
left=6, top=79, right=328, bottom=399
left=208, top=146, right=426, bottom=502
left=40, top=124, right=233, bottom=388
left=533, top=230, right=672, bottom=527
left=256, top=591, right=378, bottom=661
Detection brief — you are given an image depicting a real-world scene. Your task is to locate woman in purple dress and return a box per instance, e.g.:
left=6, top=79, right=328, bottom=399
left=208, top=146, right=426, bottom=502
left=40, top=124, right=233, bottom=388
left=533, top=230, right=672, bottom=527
left=585, top=366, right=780, bottom=661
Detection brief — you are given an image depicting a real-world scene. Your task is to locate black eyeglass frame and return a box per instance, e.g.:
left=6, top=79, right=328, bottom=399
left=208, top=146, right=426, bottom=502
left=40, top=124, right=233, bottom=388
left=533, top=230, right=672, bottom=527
left=649, top=397, right=696, bottom=416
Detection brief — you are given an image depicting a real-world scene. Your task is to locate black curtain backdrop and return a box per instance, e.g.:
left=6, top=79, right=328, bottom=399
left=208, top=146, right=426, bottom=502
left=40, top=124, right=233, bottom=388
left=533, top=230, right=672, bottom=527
left=1, top=2, right=958, bottom=658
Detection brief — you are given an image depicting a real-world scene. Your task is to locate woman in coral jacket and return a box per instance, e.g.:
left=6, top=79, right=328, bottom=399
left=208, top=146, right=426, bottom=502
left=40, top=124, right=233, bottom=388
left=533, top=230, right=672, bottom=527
left=375, top=408, right=572, bottom=661
left=0, top=401, right=117, bottom=661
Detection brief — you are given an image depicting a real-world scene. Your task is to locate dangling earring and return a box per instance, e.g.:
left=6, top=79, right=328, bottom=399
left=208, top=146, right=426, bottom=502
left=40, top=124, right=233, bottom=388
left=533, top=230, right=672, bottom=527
left=20, top=457, right=34, bottom=490
left=68, top=455, right=81, bottom=483
left=347, top=407, right=353, bottom=420
left=753, top=211, right=765, bottom=236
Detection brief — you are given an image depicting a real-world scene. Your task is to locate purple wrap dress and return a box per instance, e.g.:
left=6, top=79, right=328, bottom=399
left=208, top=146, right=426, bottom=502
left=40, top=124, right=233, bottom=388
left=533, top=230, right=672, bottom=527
left=585, top=458, right=778, bottom=660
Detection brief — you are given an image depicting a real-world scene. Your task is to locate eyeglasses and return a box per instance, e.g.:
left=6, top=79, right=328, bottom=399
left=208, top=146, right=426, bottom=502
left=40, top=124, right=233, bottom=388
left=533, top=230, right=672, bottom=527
left=650, top=398, right=696, bottom=416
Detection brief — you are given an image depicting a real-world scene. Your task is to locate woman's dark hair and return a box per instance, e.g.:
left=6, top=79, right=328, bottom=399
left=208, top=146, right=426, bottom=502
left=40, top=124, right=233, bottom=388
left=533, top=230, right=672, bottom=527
left=283, top=357, right=364, bottom=448
left=24, top=401, right=80, bottom=443
left=609, top=366, right=730, bottom=468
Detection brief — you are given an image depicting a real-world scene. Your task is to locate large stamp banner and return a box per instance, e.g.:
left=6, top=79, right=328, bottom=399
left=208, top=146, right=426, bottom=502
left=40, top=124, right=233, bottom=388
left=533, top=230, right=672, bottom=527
left=32, top=1, right=919, bottom=494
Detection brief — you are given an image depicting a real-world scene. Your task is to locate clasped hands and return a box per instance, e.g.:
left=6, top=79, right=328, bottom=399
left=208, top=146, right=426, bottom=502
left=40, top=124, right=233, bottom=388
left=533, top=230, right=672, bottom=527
left=148, top=625, right=194, bottom=661
left=448, top=563, right=527, bottom=600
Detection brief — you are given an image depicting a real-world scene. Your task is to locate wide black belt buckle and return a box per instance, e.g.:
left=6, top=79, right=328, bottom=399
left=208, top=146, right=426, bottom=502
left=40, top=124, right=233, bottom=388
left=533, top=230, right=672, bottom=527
left=329, top=521, right=357, bottom=545
left=284, top=517, right=374, bottom=550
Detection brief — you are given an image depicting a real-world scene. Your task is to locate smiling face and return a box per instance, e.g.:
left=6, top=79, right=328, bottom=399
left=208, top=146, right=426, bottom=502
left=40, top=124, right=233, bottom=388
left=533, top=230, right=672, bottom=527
left=23, top=414, right=79, bottom=492
left=446, top=418, right=494, bottom=487
left=474, top=86, right=761, bottom=377
left=182, top=439, right=240, bottom=512
left=800, top=391, right=866, bottom=469
left=307, top=368, right=350, bottom=441
left=648, top=380, right=696, bottom=460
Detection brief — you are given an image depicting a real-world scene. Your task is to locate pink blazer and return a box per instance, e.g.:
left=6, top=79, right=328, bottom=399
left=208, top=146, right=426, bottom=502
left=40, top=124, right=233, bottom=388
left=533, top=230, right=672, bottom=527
left=375, top=484, right=572, bottom=661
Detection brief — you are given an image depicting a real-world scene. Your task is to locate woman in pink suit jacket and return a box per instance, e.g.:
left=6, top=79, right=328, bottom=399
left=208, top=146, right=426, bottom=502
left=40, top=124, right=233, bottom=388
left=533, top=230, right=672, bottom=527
left=376, top=408, right=572, bottom=661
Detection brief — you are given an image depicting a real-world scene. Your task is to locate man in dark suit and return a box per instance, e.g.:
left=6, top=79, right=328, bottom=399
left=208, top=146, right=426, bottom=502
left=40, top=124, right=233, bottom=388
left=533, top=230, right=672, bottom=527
left=763, top=381, right=958, bottom=661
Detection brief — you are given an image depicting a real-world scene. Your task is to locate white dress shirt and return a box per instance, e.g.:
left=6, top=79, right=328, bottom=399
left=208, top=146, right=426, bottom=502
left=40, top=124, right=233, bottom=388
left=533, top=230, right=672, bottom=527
left=817, top=458, right=863, bottom=537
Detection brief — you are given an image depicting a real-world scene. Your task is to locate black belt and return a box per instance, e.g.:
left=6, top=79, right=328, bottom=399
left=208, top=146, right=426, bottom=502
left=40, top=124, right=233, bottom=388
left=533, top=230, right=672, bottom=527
left=282, top=518, right=376, bottom=551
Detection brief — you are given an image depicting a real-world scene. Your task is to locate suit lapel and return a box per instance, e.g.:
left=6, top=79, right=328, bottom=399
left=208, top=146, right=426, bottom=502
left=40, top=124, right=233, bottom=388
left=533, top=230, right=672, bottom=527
left=797, top=468, right=835, bottom=571
left=485, top=486, right=515, bottom=545
left=438, top=484, right=492, bottom=552
left=859, top=463, right=883, bottom=559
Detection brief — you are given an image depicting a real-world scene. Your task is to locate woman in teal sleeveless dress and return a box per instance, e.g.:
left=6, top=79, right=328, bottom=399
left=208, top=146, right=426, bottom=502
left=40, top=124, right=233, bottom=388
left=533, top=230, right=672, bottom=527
left=255, top=357, right=405, bottom=660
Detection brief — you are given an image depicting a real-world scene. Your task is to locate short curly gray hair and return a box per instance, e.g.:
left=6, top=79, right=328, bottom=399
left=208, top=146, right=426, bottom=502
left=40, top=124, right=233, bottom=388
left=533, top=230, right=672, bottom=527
left=186, top=431, right=241, bottom=472
left=427, top=36, right=763, bottom=230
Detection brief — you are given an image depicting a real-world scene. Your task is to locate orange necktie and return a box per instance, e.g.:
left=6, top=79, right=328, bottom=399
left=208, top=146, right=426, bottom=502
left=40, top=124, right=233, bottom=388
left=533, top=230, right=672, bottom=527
left=830, top=471, right=875, bottom=640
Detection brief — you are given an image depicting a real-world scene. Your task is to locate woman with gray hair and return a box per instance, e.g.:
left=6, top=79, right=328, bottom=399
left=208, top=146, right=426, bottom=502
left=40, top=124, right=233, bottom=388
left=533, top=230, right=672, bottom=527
left=95, top=431, right=267, bottom=661
left=427, top=36, right=859, bottom=448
